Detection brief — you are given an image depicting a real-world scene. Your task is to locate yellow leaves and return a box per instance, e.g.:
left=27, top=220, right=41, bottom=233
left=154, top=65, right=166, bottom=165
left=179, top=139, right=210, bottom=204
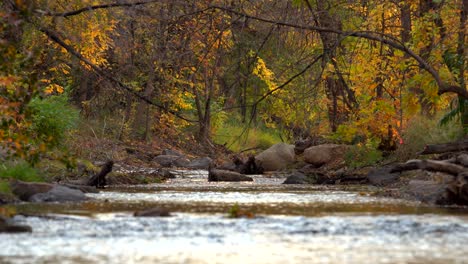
left=44, top=83, right=64, bottom=94
left=252, top=56, right=276, bottom=91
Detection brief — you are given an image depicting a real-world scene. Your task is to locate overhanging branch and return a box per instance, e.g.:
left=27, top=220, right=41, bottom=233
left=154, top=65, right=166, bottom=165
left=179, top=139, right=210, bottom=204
left=34, top=23, right=196, bottom=123
left=208, top=5, right=467, bottom=99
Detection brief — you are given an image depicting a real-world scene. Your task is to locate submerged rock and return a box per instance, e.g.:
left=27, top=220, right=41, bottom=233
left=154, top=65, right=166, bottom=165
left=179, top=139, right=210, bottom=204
left=134, top=208, right=171, bottom=217
left=208, top=169, right=253, bottom=182
left=283, top=171, right=311, bottom=184
left=0, top=216, right=32, bottom=233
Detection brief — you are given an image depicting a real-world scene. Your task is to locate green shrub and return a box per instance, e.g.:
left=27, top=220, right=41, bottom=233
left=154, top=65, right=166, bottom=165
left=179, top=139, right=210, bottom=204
left=345, top=140, right=383, bottom=168
left=0, top=161, right=43, bottom=182
left=213, top=116, right=284, bottom=152
left=0, top=181, right=11, bottom=193
left=28, top=94, right=79, bottom=148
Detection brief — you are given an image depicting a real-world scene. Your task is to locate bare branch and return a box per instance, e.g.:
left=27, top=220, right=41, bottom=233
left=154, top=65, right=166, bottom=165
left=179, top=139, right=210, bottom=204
left=36, top=0, right=162, bottom=17
left=32, top=23, right=196, bottom=123
left=208, top=5, right=467, bottom=99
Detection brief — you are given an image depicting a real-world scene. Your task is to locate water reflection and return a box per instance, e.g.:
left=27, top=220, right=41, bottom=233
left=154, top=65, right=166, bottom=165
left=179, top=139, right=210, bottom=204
left=1, top=169, right=468, bottom=263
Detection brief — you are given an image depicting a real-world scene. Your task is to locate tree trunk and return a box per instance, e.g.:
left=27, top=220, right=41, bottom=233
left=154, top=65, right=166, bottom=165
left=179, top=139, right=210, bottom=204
left=314, top=0, right=356, bottom=131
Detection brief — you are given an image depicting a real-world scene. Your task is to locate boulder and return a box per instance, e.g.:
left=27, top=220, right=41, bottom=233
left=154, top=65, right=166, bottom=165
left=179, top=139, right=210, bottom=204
left=407, top=180, right=452, bottom=205
left=172, top=157, right=191, bottom=167
left=367, top=168, right=400, bottom=186
left=154, top=155, right=190, bottom=168
left=0, top=217, right=32, bottom=233
left=29, top=185, right=87, bottom=203
left=134, top=207, right=171, bottom=217
left=10, top=180, right=54, bottom=201
left=283, top=171, right=309, bottom=184
left=255, top=143, right=295, bottom=172
left=161, top=149, right=183, bottom=157
left=10, top=180, right=87, bottom=203
left=187, top=157, right=213, bottom=170
left=208, top=169, right=253, bottom=182
left=303, top=144, right=349, bottom=167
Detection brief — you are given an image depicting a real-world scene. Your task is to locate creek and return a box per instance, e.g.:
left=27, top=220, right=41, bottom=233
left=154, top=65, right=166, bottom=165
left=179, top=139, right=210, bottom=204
left=1, top=170, right=468, bottom=264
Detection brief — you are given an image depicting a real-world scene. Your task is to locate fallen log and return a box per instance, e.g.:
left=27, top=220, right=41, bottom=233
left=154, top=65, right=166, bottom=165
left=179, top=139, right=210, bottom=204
left=418, top=140, right=468, bottom=155
left=390, top=159, right=465, bottom=176
left=86, top=160, right=113, bottom=188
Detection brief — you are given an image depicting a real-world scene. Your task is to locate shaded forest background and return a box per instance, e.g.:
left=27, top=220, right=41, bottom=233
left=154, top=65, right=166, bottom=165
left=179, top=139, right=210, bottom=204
left=0, top=0, right=466, bottom=169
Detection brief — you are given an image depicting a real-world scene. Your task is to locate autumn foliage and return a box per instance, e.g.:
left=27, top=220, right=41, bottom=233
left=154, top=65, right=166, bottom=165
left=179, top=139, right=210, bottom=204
left=0, top=0, right=466, bottom=163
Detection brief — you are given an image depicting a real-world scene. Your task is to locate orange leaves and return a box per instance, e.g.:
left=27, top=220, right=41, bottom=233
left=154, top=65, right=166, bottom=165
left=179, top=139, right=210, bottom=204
left=44, top=83, right=64, bottom=94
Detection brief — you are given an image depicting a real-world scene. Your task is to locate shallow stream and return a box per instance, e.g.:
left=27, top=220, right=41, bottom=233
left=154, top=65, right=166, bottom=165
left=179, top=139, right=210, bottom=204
left=1, top=170, right=468, bottom=263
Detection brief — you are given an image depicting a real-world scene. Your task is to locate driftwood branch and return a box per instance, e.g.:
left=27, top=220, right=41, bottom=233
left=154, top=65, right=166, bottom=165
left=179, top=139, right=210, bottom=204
left=86, top=160, right=114, bottom=188
left=391, top=159, right=465, bottom=176
left=419, top=140, right=468, bottom=155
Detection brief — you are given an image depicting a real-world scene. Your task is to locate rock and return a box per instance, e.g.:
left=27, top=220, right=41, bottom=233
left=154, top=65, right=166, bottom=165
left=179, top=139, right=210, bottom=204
left=0, top=216, right=32, bottom=233
left=134, top=207, right=171, bottom=217
left=10, top=180, right=54, bottom=201
left=61, top=184, right=99, bottom=193
left=159, top=168, right=177, bottom=179
left=283, top=171, right=309, bottom=184
left=29, top=185, right=87, bottom=203
left=367, top=168, right=400, bottom=186
left=10, top=180, right=87, bottom=202
left=162, top=149, right=183, bottom=157
left=447, top=172, right=468, bottom=205
left=208, top=169, right=253, bottom=182
left=0, top=193, right=19, bottom=204
left=294, top=139, right=313, bottom=155
left=172, top=157, right=191, bottom=167
left=154, top=155, right=190, bottom=168
left=255, top=143, right=296, bottom=172
left=407, top=180, right=452, bottom=205
left=303, top=144, right=349, bottom=167
left=187, top=157, right=213, bottom=169
left=217, top=161, right=237, bottom=171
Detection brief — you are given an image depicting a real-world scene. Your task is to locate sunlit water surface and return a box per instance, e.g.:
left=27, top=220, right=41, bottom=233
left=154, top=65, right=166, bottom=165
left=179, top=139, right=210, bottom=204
left=1, top=170, right=468, bottom=264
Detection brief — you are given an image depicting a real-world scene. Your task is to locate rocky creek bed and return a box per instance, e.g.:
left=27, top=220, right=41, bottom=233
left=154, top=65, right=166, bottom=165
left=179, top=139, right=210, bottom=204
left=1, top=170, right=468, bottom=264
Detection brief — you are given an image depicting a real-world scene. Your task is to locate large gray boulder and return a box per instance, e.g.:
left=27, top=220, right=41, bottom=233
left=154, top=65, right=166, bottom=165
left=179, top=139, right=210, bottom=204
left=29, top=185, right=87, bottom=202
left=10, top=180, right=87, bottom=203
left=303, top=144, right=349, bottom=167
left=255, top=143, right=295, bottom=172
left=187, top=157, right=213, bottom=170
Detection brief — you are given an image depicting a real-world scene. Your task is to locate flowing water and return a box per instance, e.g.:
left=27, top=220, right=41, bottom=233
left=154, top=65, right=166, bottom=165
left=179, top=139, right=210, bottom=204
left=1, top=170, right=468, bottom=264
